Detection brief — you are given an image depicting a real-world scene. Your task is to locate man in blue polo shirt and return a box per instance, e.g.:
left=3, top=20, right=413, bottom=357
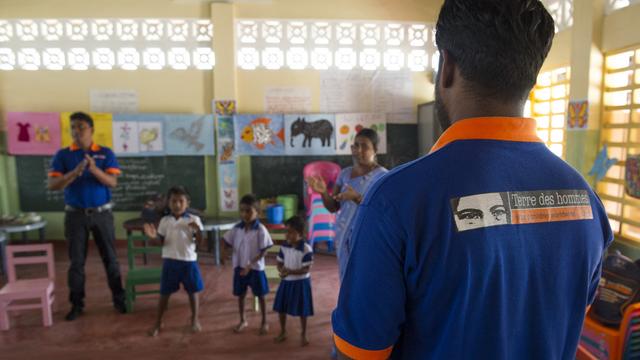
left=332, top=0, right=613, bottom=359
left=48, top=112, right=126, bottom=321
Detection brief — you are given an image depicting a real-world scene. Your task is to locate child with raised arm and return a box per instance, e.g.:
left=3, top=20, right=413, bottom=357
left=273, top=215, right=314, bottom=346
left=143, top=186, right=204, bottom=337
left=223, top=194, right=273, bottom=335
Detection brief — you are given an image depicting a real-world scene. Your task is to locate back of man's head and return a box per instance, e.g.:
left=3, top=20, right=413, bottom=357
left=435, top=0, right=555, bottom=102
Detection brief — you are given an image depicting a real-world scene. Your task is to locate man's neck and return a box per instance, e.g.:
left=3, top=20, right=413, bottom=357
left=449, top=98, right=525, bottom=126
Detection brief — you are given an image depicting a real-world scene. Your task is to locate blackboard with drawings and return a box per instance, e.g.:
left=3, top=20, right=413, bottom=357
left=16, top=156, right=206, bottom=211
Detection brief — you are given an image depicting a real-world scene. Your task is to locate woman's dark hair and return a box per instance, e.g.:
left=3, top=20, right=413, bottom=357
left=435, top=0, right=555, bottom=102
left=355, top=128, right=380, bottom=152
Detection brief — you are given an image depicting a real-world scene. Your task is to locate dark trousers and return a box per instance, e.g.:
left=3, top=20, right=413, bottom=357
left=65, top=210, right=125, bottom=308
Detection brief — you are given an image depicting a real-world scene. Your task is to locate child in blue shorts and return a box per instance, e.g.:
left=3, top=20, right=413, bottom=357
left=223, top=194, right=273, bottom=335
left=143, top=186, right=204, bottom=337
left=273, top=215, right=314, bottom=346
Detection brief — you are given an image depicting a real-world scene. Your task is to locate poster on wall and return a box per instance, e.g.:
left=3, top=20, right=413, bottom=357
left=625, top=155, right=640, bottom=199
left=111, top=114, right=164, bottom=156
left=265, top=87, right=312, bottom=113
left=90, top=89, right=138, bottom=113
left=7, top=112, right=61, bottom=155
left=320, top=70, right=414, bottom=124
left=219, top=162, right=239, bottom=212
left=112, top=120, right=140, bottom=155
left=217, top=116, right=236, bottom=163
left=213, top=100, right=237, bottom=116
left=233, top=114, right=285, bottom=156
left=284, top=114, right=336, bottom=156
left=214, top=99, right=239, bottom=212
left=334, top=113, right=387, bottom=155
left=165, top=114, right=215, bottom=156
left=567, top=100, right=589, bottom=130
left=61, top=112, right=113, bottom=148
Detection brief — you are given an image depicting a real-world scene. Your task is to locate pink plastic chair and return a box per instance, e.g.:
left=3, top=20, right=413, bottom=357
left=303, top=161, right=341, bottom=215
left=0, top=244, right=55, bottom=330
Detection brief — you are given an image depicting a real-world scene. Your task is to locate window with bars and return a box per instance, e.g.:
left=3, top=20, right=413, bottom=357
left=598, top=48, right=640, bottom=243
left=0, top=19, right=215, bottom=71
left=527, top=66, right=570, bottom=158
left=235, top=19, right=437, bottom=72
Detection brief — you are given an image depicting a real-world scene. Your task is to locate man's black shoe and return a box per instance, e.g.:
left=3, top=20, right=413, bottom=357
left=65, top=306, right=83, bottom=321
left=114, top=301, right=127, bottom=314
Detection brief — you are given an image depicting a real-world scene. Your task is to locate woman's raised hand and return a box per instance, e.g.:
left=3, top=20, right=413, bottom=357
left=307, top=175, right=327, bottom=194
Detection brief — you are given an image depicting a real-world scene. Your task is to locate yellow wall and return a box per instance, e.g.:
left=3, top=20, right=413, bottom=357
left=542, top=30, right=572, bottom=72
left=0, top=0, right=439, bottom=240
left=602, top=3, right=640, bottom=53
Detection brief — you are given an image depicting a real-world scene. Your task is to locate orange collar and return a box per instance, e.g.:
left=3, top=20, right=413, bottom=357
left=70, top=143, right=101, bottom=152
left=429, top=117, right=542, bottom=154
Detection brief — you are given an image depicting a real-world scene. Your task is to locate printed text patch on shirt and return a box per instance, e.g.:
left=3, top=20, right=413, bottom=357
left=451, top=190, right=593, bottom=232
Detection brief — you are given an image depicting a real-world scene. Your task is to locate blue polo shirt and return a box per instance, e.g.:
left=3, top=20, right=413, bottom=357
left=49, top=143, right=121, bottom=208
left=332, top=117, right=613, bottom=359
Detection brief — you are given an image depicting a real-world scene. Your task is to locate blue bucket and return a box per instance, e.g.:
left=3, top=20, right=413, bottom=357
left=266, top=204, right=284, bottom=224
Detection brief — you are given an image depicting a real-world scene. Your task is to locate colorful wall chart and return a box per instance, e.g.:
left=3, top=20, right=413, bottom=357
left=334, top=113, right=387, bottom=155
left=284, top=114, right=336, bottom=156
left=233, top=114, right=285, bottom=156
left=7, top=112, right=61, bottom=155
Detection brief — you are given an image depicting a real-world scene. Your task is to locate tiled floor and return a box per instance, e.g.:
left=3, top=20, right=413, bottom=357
left=0, top=242, right=339, bottom=359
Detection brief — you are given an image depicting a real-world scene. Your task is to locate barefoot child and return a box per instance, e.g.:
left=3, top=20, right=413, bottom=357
left=143, top=186, right=204, bottom=336
left=273, top=215, right=314, bottom=346
left=223, top=194, right=274, bottom=335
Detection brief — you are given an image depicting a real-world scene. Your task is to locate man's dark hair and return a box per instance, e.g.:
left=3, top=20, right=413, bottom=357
left=240, top=193, right=259, bottom=210
left=69, top=111, right=94, bottom=128
left=435, top=0, right=555, bottom=101
left=285, top=215, right=306, bottom=235
left=167, top=185, right=191, bottom=201
left=355, top=128, right=380, bottom=152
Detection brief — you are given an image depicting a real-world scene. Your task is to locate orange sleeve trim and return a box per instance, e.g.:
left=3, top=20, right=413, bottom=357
left=105, top=168, right=121, bottom=175
left=48, top=171, right=63, bottom=177
left=333, top=334, right=393, bottom=360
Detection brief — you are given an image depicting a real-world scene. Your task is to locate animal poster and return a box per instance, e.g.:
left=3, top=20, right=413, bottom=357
left=61, top=112, right=113, bottom=148
left=217, top=116, right=235, bottom=163
left=334, top=113, right=387, bottom=155
left=7, top=112, right=61, bottom=155
left=165, top=114, right=215, bottom=156
left=284, top=114, right=336, bottom=156
left=233, top=114, right=285, bottom=156
left=567, top=100, right=588, bottom=130
left=626, top=155, right=640, bottom=199
left=112, top=119, right=140, bottom=155
left=214, top=100, right=237, bottom=116
left=218, top=162, right=238, bottom=212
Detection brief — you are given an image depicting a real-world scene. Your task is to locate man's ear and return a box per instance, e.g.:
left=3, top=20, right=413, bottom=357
left=439, top=49, right=456, bottom=89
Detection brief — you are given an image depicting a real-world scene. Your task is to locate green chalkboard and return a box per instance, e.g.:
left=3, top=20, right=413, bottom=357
left=16, top=156, right=206, bottom=212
